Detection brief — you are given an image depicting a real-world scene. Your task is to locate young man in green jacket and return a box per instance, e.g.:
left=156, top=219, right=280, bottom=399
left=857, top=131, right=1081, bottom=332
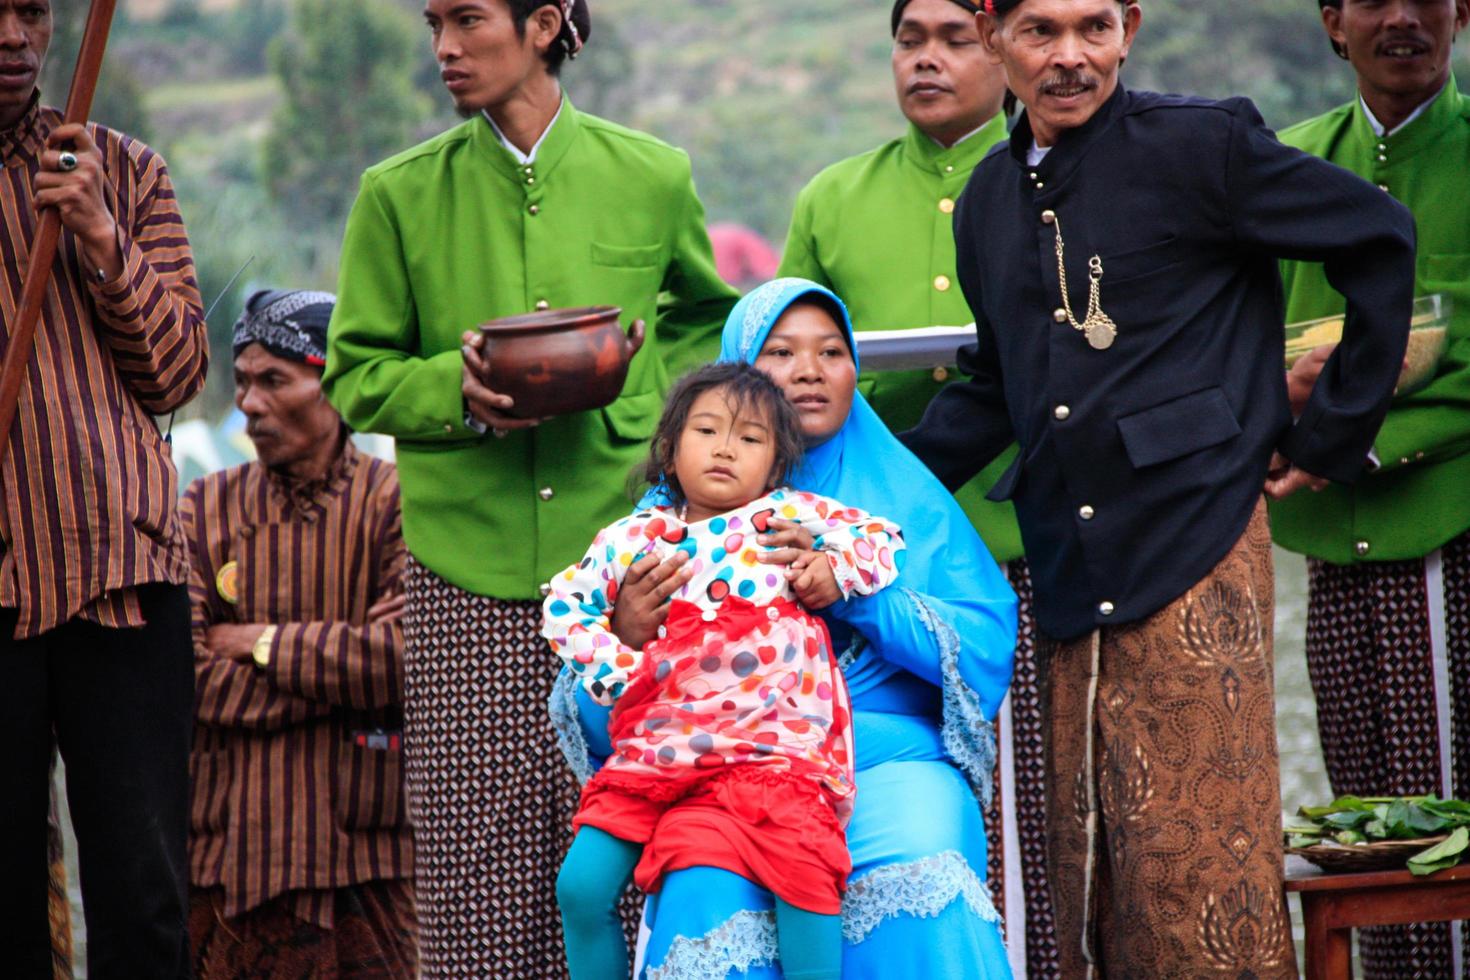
left=323, top=2, right=736, bottom=975
left=777, top=2, right=1054, bottom=974
left=1274, top=0, right=1470, bottom=973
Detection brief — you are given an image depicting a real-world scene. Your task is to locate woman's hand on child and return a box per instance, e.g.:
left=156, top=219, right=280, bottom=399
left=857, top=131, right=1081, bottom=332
left=788, top=551, right=842, bottom=610
left=611, top=551, right=694, bottom=648
left=756, top=519, right=816, bottom=566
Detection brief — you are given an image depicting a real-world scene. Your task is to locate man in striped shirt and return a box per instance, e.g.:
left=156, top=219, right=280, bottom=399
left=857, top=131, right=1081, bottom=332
left=182, top=290, right=416, bottom=977
left=0, top=1, right=208, bottom=975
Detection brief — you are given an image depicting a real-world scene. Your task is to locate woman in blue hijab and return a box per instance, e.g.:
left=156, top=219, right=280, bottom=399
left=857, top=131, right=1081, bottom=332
left=552, top=278, right=1017, bottom=978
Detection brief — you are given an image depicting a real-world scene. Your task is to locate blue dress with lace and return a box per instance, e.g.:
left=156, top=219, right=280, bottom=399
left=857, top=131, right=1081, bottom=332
left=550, top=279, right=1018, bottom=978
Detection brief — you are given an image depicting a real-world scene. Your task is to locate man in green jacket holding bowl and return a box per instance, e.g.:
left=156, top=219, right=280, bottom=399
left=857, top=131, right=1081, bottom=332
left=324, top=2, right=736, bottom=975
left=1273, top=0, right=1470, bottom=973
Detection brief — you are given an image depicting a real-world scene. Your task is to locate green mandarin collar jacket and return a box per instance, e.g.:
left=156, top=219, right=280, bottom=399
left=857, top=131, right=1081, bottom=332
left=778, top=114, right=1024, bottom=562
left=324, top=99, right=737, bottom=598
left=1273, top=78, right=1470, bottom=564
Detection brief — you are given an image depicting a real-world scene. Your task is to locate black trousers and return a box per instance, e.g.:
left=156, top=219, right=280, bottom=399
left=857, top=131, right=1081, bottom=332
left=0, top=583, right=194, bottom=979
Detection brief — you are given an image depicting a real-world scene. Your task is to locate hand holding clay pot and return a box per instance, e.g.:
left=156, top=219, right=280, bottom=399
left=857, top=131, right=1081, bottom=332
left=462, top=310, right=646, bottom=428
left=462, top=334, right=541, bottom=432
left=477, top=306, right=642, bottom=420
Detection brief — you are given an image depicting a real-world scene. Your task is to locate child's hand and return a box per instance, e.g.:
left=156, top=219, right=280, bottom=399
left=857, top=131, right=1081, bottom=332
left=788, top=551, right=842, bottom=610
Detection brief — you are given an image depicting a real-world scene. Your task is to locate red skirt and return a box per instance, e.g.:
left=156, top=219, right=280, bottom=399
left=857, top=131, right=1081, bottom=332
left=572, top=596, right=854, bottom=914
left=573, top=764, right=850, bottom=915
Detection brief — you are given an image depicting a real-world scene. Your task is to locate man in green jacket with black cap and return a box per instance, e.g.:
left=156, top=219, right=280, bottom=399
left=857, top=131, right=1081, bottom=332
left=1274, top=0, right=1470, bottom=974
left=778, top=3, right=1055, bottom=974
left=324, top=2, right=736, bottom=975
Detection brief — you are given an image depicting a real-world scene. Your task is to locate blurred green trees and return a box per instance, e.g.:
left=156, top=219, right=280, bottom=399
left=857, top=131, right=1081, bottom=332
left=262, top=0, right=429, bottom=231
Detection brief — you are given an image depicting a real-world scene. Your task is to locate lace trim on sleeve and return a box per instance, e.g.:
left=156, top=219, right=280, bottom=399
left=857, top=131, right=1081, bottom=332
left=841, top=849, right=1002, bottom=946
left=548, top=665, right=594, bottom=785
left=645, top=909, right=778, bottom=980
left=903, top=587, right=998, bottom=807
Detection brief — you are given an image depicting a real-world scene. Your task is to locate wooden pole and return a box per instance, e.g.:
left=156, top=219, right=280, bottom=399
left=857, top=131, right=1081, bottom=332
left=0, top=0, right=119, bottom=462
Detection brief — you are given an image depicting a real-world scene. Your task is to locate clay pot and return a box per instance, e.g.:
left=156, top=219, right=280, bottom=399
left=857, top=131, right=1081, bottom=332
left=477, top=306, right=639, bottom=419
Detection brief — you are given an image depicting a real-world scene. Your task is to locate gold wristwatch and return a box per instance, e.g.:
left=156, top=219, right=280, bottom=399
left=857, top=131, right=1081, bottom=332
left=252, top=625, right=278, bottom=669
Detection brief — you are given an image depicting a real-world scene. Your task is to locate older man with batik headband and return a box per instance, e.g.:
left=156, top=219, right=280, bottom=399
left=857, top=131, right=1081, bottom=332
left=775, top=2, right=1057, bottom=974
left=902, top=0, right=1418, bottom=973
left=325, top=0, right=736, bottom=974
left=232, top=289, right=335, bottom=367
left=184, top=288, right=415, bottom=979
left=1272, top=0, right=1470, bottom=973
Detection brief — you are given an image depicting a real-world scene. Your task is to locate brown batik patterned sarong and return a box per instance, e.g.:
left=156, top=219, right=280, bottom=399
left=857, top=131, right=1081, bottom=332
left=1039, top=501, right=1297, bottom=978
left=47, top=769, right=72, bottom=980
left=188, top=881, right=417, bottom=979
left=1306, top=528, right=1470, bottom=978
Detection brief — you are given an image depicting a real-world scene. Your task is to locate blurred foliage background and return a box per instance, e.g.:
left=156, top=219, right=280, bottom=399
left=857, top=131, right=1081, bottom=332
left=39, top=0, right=1470, bottom=417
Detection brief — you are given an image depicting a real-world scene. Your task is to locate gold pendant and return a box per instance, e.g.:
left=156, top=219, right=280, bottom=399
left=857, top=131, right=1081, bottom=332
left=1085, top=316, right=1117, bottom=350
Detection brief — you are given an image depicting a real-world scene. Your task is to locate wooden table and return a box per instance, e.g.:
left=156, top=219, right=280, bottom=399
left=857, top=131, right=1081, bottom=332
left=1285, top=855, right=1470, bottom=979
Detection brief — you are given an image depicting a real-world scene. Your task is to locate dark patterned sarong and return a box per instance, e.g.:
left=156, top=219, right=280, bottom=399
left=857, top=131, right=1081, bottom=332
left=1306, top=529, right=1470, bottom=978
left=188, top=881, right=417, bottom=978
left=403, top=559, right=580, bottom=979
left=988, top=559, right=1060, bottom=979
left=1040, top=501, right=1296, bottom=978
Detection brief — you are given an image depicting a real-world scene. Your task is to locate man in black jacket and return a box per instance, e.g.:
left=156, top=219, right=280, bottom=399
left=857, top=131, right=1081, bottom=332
left=902, top=0, right=1415, bottom=973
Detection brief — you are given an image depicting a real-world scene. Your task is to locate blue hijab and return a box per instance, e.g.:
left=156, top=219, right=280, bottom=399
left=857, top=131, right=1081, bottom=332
left=718, top=278, right=1008, bottom=631
left=580, top=279, right=1014, bottom=798
left=717, top=280, right=1016, bottom=801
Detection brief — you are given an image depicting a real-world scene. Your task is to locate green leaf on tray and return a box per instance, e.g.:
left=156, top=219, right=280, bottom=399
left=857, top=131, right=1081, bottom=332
left=1291, top=795, right=1470, bottom=872
left=1323, top=810, right=1373, bottom=830
left=1408, top=826, right=1470, bottom=876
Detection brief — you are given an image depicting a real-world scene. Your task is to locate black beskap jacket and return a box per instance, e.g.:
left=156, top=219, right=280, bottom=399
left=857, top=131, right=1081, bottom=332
left=903, top=85, right=1416, bottom=640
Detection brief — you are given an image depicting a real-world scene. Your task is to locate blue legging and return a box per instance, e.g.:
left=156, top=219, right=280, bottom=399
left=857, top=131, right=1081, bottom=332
left=557, top=826, right=842, bottom=979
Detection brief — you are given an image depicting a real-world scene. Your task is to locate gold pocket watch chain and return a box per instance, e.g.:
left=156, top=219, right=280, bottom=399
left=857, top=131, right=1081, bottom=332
left=1052, top=214, right=1118, bottom=350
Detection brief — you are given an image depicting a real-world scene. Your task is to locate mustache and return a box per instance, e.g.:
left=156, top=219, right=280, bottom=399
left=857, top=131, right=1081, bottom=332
left=1039, top=70, right=1099, bottom=96
left=1376, top=30, right=1431, bottom=53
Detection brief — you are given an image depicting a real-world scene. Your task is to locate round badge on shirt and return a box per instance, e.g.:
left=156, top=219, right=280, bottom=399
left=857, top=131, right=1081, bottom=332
left=216, top=561, right=240, bottom=605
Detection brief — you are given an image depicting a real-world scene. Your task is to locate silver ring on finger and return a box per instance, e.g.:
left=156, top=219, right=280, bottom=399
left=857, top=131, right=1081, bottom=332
left=57, top=151, right=79, bottom=172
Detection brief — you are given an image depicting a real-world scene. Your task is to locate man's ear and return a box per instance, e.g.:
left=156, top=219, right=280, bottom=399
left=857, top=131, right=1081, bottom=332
left=529, top=3, right=563, bottom=56
left=977, top=11, right=1006, bottom=65
left=1119, top=2, right=1143, bottom=60
left=1455, top=0, right=1469, bottom=38
left=1321, top=5, right=1351, bottom=60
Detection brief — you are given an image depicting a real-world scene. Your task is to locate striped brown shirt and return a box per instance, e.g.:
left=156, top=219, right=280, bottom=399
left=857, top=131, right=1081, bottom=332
left=182, top=442, right=412, bottom=925
left=0, top=97, right=208, bottom=638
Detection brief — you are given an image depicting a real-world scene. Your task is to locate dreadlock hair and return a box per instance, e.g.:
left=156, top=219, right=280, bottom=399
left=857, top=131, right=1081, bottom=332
left=506, top=0, right=591, bottom=74
left=639, top=362, right=806, bottom=509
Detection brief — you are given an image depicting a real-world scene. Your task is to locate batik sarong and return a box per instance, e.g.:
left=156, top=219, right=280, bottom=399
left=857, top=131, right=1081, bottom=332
left=1306, top=528, right=1470, bottom=978
left=1040, top=501, right=1296, bottom=978
left=993, top=558, right=1060, bottom=979
left=47, top=771, right=72, bottom=980
left=403, top=558, right=580, bottom=979
left=188, top=882, right=417, bottom=978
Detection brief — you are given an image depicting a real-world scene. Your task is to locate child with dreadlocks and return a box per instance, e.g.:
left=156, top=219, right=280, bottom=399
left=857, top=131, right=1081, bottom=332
left=542, top=361, right=906, bottom=980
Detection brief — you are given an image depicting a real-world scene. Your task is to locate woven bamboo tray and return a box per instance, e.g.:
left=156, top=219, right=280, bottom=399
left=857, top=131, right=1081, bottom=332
left=1287, top=835, right=1450, bottom=874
